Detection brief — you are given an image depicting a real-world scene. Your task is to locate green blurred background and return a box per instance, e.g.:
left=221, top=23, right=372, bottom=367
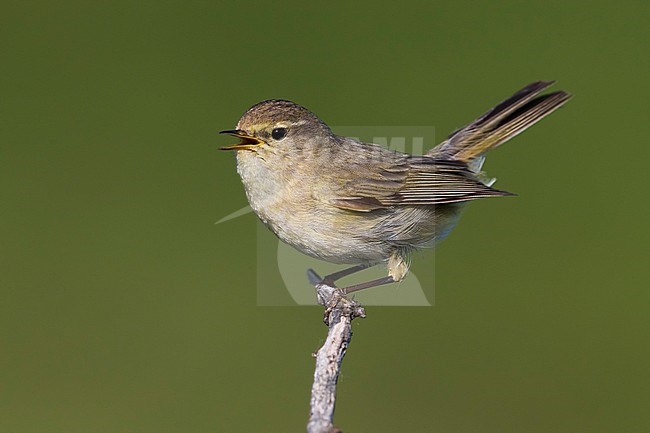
left=1, top=1, right=647, bottom=432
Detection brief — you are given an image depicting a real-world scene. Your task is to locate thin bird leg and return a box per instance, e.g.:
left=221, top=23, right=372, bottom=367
left=342, top=276, right=396, bottom=294
left=307, top=263, right=376, bottom=287
left=321, top=264, right=373, bottom=286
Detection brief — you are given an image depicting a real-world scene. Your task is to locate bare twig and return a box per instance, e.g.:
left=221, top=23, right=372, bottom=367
left=307, top=269, right=366, bottom=433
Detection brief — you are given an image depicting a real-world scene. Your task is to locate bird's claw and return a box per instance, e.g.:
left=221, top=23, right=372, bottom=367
left=308, top=268, right=365, bottom=325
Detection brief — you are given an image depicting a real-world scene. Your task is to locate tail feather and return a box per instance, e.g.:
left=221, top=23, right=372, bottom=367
left=430, top=81, right=572, bottom=168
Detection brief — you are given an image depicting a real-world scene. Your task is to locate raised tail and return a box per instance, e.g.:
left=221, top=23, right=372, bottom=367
left=429, top=81, right=572, bottom=171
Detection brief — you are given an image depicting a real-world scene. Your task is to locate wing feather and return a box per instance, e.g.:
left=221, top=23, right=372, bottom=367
left=329, top=156, right=511, bottom=212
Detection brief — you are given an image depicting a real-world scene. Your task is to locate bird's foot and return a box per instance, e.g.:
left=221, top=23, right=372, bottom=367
left=307, top=268, right=365, bottom=325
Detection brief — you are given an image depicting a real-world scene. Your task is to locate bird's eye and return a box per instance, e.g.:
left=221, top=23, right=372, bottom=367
left=271, top=127, right=287, bottom=141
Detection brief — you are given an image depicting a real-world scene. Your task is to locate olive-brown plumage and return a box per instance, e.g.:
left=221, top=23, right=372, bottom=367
left=221, top=81, right=571, bottom=292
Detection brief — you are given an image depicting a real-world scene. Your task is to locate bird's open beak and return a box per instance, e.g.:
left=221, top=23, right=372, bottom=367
left=219, top=129, right=263, bottom=151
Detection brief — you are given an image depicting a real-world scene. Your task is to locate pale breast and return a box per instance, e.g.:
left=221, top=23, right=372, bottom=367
left=236, top=151, right=385, bottom=264
left=235, top=151, right=464, bottom=265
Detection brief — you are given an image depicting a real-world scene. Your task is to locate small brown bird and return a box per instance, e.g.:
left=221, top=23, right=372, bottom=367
left=221, top=81, right=571, bottom=293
